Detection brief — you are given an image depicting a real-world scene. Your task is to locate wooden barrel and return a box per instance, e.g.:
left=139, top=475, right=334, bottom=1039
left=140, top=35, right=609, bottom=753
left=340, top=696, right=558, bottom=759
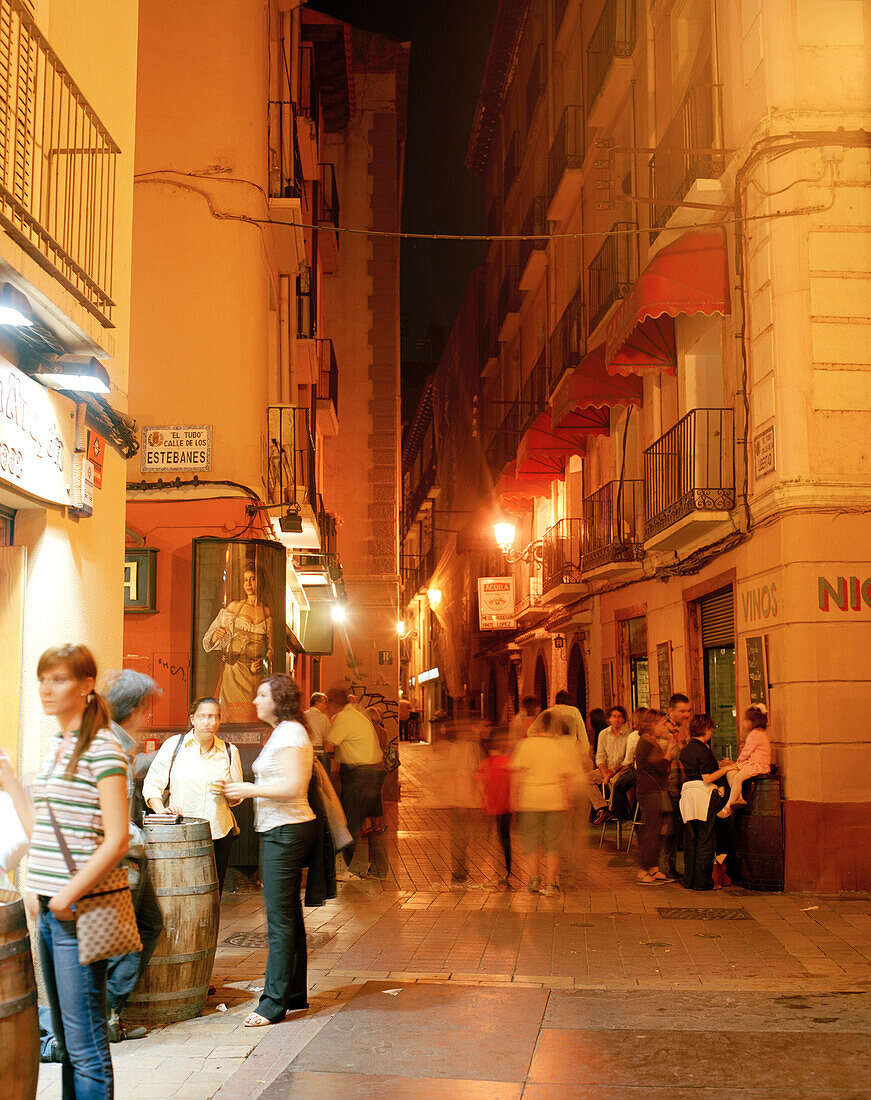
left=0, top=890, right=39, bottom=1100
left=734, top=774, right=784, bottom=891
left=123, top=818, right=220, bottom=1025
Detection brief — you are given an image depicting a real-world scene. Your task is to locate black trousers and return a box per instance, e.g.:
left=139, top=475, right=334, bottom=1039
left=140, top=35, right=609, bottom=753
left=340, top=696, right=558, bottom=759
left=683, top=789, right=725, bottom=890
left=257, top=819, right=318, bottom=1023
left=213, top=832, right=234, bottom=898
left=339, top=764, right=385, bottom=870
left=496, top=813, right=512, bottom=876
left=610, top=768, right=636, bottom=819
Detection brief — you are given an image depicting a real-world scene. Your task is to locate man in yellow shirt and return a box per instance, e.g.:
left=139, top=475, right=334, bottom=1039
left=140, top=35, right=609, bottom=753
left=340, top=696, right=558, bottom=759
left=326, top=687, right=384, bottom=878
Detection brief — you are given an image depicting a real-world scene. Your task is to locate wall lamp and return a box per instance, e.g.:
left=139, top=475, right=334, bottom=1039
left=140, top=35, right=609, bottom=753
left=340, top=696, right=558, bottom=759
left=0, top=283, right=33, bottom=327
left=33, top=356, right=111, bottom=395
left=331, top=603, right=346, bottom=624
left=426, top=587, right=442, bottom=608
left=493, top=518, right=541, bottom=565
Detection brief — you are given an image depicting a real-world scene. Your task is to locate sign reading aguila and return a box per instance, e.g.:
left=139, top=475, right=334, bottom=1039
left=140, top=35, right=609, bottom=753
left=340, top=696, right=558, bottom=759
left=478, top=576, right=516, bottom=631
left=141, top=425, right=212, bottom=472
left=0, top=361, right=73, bottom=506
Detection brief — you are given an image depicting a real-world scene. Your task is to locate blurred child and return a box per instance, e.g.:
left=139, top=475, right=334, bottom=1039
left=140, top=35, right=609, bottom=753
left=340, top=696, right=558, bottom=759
left=475, top=732, right=513, bottom=887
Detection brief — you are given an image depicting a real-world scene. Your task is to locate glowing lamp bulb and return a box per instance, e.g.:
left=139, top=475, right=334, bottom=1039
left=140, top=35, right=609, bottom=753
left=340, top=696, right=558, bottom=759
left=426, top=588, right=442, bottom=608
left=331, top=604, right=346, bottom=623
left=493, top=521, right=516, bottom=554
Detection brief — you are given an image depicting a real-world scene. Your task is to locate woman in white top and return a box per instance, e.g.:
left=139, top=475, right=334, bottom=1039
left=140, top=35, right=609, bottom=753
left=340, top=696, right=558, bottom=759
left=221, top=675, right=316, bottom=1027
left=142, top=697, right=243, bottom=896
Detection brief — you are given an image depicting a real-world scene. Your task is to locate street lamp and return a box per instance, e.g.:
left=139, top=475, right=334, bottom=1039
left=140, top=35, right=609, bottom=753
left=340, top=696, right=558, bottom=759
left=397, top=619, right=405, bottom=635
left=331, top=604, right=346, bottom=624
left=426, top=587, right=442, bottom=608
left=493, top=520, right=517, bottom=555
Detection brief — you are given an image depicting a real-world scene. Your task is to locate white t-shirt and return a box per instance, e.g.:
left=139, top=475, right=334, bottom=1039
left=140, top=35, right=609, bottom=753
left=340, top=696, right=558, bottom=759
left=252, top=721, right=315, bottom=832
left=623, top=729, right=641, bottom=766
left=510, top=735, right=583, bottom=813
left=303, top=706, right=331, bottom=750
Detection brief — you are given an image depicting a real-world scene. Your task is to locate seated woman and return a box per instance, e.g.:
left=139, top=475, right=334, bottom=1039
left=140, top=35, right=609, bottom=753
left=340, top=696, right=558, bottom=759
left=717, top=705, right=771, bottom=819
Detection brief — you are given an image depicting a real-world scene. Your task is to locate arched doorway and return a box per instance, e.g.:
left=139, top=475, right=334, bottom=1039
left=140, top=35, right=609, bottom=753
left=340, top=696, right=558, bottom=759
left=486, top=667, right=498, bottom=723
left=507, top=661, right=519, bottom=719
left=534, top=653, right=548, bottom=711
left=567, top=642, right=587, bottom=718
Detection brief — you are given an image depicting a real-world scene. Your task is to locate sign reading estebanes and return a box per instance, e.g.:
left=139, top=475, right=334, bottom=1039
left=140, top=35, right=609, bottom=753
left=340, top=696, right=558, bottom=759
left=141, top=425, right=211, bottom=472
left=0, top=361, right=74, bottom=506
left=478, top=576, right=516, bottom=630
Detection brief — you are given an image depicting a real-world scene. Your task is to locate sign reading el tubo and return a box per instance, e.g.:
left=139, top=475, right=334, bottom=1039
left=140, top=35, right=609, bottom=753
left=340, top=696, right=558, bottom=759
left=141, top=425, right=211, bottom=472
left=0, top=360, right=74, bottom=506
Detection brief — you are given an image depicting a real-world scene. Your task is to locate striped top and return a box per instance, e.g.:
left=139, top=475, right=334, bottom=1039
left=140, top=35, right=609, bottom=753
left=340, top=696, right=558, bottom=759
left=26, top=728, right=129, bottom=898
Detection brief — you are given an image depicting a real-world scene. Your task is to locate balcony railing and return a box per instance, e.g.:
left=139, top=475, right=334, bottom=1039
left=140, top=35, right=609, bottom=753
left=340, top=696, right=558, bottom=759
left=268, top=98, right=304, bottom=199
left=403, top=452, right=438, bottom=532
left=402, top=544, right=435, bottom=605
left=525, top=44, right=546, bottom=132
left=315, top=337, right=338, bottom=415
left=497, top=264, right=521, bottom=333
left=519, top=347, right=548, bottom=433
left=297, top=268, right=315, bottom=338
left=587, top=220, right=634, bottom=334
left=583, top=479, right=644, bottom=569
left=587, top=0, right=637, bottom=109
left=487, top=199, right=501, bottom=239
left=519, top=196, right=547, bottom=275
left=267, top=405, right=317, bottom=509
left=547, top=105, right=584, bottom=208
left=503, top=131, right=520, bottom=197
left=317, top=163, right=339, bottom=228
left=549, top=288, right=584, bottom=392
left=298, top=42, right=319, bottom=138
left=542, top=519, right=584, bottom=593
left=0, top=0, right=119, bottom=325
left=553, top=0, right=571, bottom=36
left=643, top=408, right=735, bottom=538
left=515, top=559, right=545, bottom=616
left=649, top=75, right=724, bottom=230
left=484, top=402, right=519, bottom=479
left=480, top=315, right=498, bottom=369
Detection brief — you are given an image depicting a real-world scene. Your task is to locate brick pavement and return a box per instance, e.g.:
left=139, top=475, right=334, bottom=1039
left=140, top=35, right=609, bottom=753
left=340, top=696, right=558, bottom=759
left=35, top=742, right=871, bottom=1098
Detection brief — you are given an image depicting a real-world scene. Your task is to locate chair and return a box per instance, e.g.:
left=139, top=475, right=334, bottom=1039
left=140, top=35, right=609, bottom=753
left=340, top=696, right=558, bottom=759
left=624, top=802, right=643, bottom=852
left=598, top=800, right=638, bottom=852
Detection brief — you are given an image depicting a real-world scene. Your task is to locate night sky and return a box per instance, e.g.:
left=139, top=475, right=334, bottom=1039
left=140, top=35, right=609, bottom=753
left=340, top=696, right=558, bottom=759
left=309, top=0, right=498, bottom=413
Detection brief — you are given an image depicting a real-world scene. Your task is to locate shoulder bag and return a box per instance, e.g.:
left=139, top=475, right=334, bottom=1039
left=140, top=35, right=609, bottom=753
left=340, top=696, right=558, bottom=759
left=46, top=802, right=142, bottom=965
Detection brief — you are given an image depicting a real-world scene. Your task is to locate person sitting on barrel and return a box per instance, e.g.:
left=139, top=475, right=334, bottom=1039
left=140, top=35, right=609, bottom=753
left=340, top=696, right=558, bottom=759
left=718, top=704, right=772, bottom=819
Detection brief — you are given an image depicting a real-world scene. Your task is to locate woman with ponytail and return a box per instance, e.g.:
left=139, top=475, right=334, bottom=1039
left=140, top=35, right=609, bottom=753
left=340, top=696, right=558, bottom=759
left=26, top=644, right=129, bottom=1099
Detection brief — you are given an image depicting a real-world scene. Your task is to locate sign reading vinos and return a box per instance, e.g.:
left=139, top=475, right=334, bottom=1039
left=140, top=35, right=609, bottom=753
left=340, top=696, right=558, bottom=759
left=477, top=576, right=516, bottom=630
left=141, top=424, right=212, bottom=472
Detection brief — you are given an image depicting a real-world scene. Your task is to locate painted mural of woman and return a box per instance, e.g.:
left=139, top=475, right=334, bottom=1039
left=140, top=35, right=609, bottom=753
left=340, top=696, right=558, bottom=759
left=203, top=562, right=273, bottom=721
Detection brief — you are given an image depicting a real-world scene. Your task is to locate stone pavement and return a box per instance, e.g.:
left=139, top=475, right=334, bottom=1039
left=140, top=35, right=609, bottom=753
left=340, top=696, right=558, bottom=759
left=35, top=744, right=871, bottom=1098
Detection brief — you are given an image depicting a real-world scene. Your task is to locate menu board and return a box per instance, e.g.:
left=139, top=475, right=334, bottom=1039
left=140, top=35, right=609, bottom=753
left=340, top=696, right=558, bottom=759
left=745, top=635, right=768, bottom=707
left=602, top=660, right=613, bottom=711
left=656, top=641, right=672, bottom=706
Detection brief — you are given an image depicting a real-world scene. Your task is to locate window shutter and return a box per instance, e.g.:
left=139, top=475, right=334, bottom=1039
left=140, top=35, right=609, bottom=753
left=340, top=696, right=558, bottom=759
left=700, top=588, right=734, bottom=647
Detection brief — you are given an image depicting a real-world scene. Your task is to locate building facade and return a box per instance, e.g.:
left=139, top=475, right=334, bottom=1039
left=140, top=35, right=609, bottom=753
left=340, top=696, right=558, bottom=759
left=402, top=0, right=871, bottom=891
left=0, top=0, right=139, bottom=782
left=125, top=4, right=406, bottom=745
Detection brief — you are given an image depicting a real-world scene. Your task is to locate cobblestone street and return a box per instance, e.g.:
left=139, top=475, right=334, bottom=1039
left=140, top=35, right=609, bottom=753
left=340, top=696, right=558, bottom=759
left=36, top=746, right=871, bottom=1098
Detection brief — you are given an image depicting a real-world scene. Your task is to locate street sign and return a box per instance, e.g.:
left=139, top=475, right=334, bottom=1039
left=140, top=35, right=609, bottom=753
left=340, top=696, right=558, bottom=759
left=477, top=576, right=516, bottom=630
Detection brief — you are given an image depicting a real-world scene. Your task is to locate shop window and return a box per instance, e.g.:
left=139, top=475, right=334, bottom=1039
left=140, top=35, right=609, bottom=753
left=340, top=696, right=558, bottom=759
left=699, top=587, right=736, bottom=757
left=620, top=614, right=650, bottom=711
left=0, top=506, right=13, bottom=546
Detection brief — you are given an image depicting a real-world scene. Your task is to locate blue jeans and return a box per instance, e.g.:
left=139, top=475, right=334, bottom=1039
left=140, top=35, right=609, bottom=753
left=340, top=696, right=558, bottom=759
left=38, top=902, right=114, bottom=1099
left=106, top=868, right=163, bottom=1011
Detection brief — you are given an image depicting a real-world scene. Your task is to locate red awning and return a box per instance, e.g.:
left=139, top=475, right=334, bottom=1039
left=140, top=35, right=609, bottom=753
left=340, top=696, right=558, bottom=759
left=494, top=468, right=549, bottom=508
left=605, top=229, right=730, bottom=376
left=515, top=412, right=588, bottom=482
left=551, top=344, right=643, bottom=430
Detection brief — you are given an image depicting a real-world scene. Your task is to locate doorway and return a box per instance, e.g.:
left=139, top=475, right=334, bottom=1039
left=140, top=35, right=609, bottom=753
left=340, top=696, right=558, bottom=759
left=567, top=642, right=587, bottom=717
left=507, top=660, right=519, bottom=719
left=699, top=588, right=736, bottom=757
left=534, top=653, right=548, bottom=711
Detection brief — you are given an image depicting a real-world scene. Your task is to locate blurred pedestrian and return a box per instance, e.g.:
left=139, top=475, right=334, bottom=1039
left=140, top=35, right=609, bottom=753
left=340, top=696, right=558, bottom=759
left=434, top=718, right=483, bottom=887
left=398, top=696, right=412, bottom=741
left=222, top=675, right=316, bottom=1026
left=509, top=695, right=540, bottom=745
left=474, top=731, right=512, bottom=886
left=103, top=669, right=164, bottom=1042
left=634, top=709, right=671, bottom=884
left=26, top=644, right=130, bottom=1098
left=143, top=697, right=243, bottom=896
left=510, top=710, right=580, bottom=896
left=325, top=687, right=385, bottom=879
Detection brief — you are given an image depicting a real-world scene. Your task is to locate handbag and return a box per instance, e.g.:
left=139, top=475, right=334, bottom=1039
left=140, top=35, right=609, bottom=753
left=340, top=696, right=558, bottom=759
left=46, top=802, right=142, bottom=966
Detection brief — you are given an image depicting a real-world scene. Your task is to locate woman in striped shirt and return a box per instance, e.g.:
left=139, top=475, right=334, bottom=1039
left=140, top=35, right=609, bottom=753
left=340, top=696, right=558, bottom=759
left=26, top=644, right=130, bottom=1100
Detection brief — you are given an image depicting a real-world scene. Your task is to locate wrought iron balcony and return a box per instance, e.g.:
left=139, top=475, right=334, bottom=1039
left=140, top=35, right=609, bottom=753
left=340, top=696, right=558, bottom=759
left=643, top=408, right=735, bottom=540
left=547, top=106, right=584, bottom=220
left=649, top=76, right=724, bottom=231
left=267, top=405, right=324, bottom=547
left=542, top=519, right=584, bottom=594
left=402, top=545, right=435, bottom=606
left=519, top=197, right=547, bottom=285
left=497, top=264, right=521, bottom=339
left=317, top=162, right=339, bottom=272
left=519, top=347, right=548, bottom=434
left=268, top=98, right=304, bottom=199
left=297, top=268, right=315, bottom=339
left=515, top=559, right=546, bottom=619
left=587, top=0, right=637, bottom=109
left=583, top=479, right=644, bottom=570
left=587, top=220, right=635, bottom=335
left=484, top=402, right=519, bottom=479
left=548, top=288, right=584, bottom=393
left=402, top=452, right=439, bottom=534
left=503, top=131, right=520, bottom=197
left=553, top=0, right=571, bottom=36
left=480, top=315, right=499, bottom=372
left=0, top=0, right=119, bottom=325
left=315, top=337, right=338, bottom=435
left=525, top=44, right=546, bottom=132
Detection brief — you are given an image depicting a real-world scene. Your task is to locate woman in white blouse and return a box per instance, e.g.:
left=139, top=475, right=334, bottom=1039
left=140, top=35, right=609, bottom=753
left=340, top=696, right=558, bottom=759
left=221, top=675, right=316, bottom=1027
left=142, top=697, right=243, bottom=895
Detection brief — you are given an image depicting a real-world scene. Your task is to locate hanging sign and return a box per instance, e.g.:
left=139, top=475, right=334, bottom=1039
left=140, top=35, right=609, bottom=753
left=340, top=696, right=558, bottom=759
left=478, top=576, right=516, bottom=630
left=0, top=361, right=74, bottom=506
left=87, top=430, right=105, bottom=489
left=745, top=635, right=768, bottom=707
left=141, top=425, right=212, bottom=472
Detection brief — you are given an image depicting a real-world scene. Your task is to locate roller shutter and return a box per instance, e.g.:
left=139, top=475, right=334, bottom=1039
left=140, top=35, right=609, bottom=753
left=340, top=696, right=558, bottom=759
left=700, top=588, right=734, bottom=647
